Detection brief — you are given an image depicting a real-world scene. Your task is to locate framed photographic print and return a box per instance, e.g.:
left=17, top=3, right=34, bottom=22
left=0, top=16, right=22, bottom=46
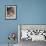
left=5, top=5, right=16, bottom=20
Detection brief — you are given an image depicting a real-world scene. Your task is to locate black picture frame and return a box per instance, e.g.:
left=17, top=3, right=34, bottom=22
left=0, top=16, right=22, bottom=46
left=5, top=5, right=17, bottom=20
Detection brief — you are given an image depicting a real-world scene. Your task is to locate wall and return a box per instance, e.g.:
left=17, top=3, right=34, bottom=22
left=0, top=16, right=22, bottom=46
left=0, top=0, right=46, bottom=44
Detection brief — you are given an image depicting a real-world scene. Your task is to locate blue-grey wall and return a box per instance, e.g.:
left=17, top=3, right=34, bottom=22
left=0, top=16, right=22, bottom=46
left=0, top=0, right=46, bottom=44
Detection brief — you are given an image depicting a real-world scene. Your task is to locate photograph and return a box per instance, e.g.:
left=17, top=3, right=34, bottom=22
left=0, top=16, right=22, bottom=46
left=5, top=5, right=16, bottom=20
